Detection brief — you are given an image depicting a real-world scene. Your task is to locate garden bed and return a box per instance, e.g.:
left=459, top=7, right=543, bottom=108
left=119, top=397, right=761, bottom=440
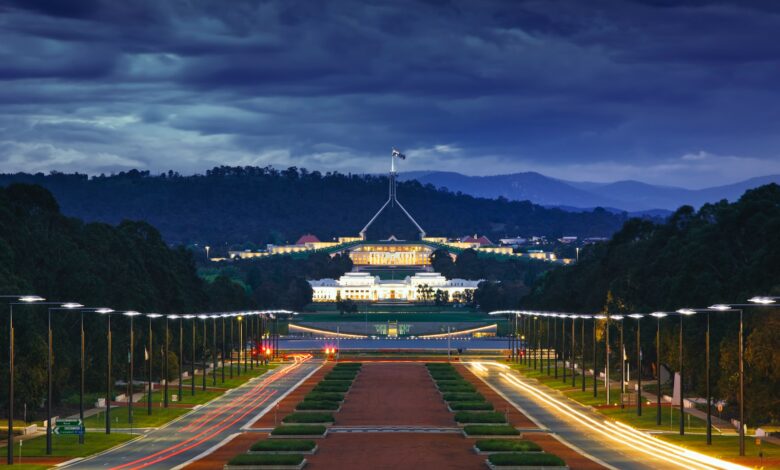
left=270, top=425, right=327, bottom=439
left=249, top=439, right=317, bottom=455
left=462, top=424, right=520, bottom=438
left=474, top=439, right=542, bottom=454
left=303, top=392, right=344, bottom=402
left=486, top=452, right=568, bottom=469
left=455, top=411, right=507, bottom=424
left=224, top=453, right=306, bottom=470
left=295, top=401, right=341, bottom=412
left=443, top=392, right=486, bottom=402
left=448, top=401, right=494, bottom=411
left=282, top=412, right=335, bottom=425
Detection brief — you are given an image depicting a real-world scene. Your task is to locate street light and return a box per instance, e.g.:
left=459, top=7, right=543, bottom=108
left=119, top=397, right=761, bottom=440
left=168, top=315, right=182, bottom=404
left=198, top=315, right=208, bottom=391
left=675, top=308, right=697, bottom=435
left=96, top=309, right=114, bottom=434
left=145, top=314, right=163, bottom=415
left=3, top=294, right=45, bottom=464
left=123, top=311, right=142, bottom=427
left=579, top=315, right=591, bottom=393
left=650, top=312, right=667, bottom=425
left=628, top=314, right=644, bottom=416
left=182, top=315, right=196, bottom=396
left=210, top=315, right=219, bottom=386
left=46, top=302, right=83, bottom=454
left=76, top=307, right=112, bottom=443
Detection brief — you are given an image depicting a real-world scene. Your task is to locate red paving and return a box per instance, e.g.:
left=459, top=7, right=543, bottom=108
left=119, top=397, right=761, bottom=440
left=336, top=362, right=454, bottom=426
left=459, top=363, right=607, bottom=470
left=308, top=433, right=483, bottom=470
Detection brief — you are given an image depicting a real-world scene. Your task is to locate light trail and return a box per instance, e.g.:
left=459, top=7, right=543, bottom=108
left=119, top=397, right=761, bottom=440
left=469, top=362, right=750, bottom=470
left=115, top=359, right=309, bottom=470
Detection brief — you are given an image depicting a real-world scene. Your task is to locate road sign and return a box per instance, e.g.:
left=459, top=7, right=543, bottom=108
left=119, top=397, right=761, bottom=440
left=56, top=419, right=82, bottom=426
left=54, top=425, right=84, bottom=435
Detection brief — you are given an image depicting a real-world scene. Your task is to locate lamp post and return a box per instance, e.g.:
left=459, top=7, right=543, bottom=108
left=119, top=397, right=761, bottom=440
left=708, top=298, right=778, bottom=457
left=211, top=315, right=218, bottom=386
left=628, top=314, right=644, bottom=416
left=571, top=315, right=576, bottom=387
left=553, top=314, right=558, bottom=378
left=163, top=315, right=169, bottom=408
left=561, top=315, right=567, bottom=382
left=199, top=315, right=207, bottom=391
left=675, top=309, right=697, bottom=435
left=146, top=314, right=162, bottom=415
left=3, top=295, right=45, bottom=464
left=46, top=303, right=84, bottom=454
left=221, top=315, right=226, bottom=384
left=123, top=311, right=142, bottom=427
left=96, top=309, right=114, bottom=434
left=183, top=315, right=196, bottom=396
left=546, top=315, right=551, bottom=375
left=168, top=315, right=182, bottom=403
left=580, top=315, right=589, bottom=392
left=620, top=316, right=625, bottom=403
left=650, top=312, right=666, bottom=425
left=592, top=315, right=597, bottom=398
left=594, top=315, right=608, bottom=403
left=79, top=308, right=112, bottom=443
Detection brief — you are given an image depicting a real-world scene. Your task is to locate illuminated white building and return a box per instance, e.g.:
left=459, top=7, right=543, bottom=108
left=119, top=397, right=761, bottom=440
left=309, top=272, right=481, bottom=302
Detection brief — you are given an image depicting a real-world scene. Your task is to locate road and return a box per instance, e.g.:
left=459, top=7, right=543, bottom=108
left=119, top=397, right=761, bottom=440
left=62, top=359, right=321, bottom=470
left=465, top=362, right=749, bottom=470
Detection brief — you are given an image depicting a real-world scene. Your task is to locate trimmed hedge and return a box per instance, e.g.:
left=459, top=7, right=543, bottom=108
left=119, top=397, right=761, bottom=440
left=325, top=373, right=357, bottom=380
left=333, top=363, right=361, bottom=369
left=488, top=452, right=565, bottom=466
left=296, top=400, right=340, bottom=411
left=463, top=424, right=519, bottom=436
left=443, top=392, right=485, bottom=402
left=282, top=412, right=334, bottom=424
left=449, top=401, right=494, bottom=411
left=319, top=379, right=352, bottom=386
left=271, top=425, right=327, bottom=436
left=250, top=439, right=316, bottom=452
left=227, top=453, right=304, bottom=465
left=313, top=384, right=350, bottom=392
left=438, top=384, right=476, bottom=393
left=304, top=392, right=344, bottom=402
left=455, top=411, right=506, bottom=423
left=475, top=439, right=542, bottom=452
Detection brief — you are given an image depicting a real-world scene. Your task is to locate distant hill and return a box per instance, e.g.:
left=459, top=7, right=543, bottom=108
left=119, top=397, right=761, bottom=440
left=0, top=167, right=628, bottom=247
left=399, top=171, right=780, bottom=212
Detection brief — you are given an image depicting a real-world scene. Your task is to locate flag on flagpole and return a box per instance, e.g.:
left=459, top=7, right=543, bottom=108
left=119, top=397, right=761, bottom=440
left=391, top=148, right=406, bottom=159
left=144, top=347, right=149, bottom=361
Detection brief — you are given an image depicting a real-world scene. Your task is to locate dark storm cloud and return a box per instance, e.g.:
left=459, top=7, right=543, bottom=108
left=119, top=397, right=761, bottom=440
left=0, top=0, right=779, bottom=186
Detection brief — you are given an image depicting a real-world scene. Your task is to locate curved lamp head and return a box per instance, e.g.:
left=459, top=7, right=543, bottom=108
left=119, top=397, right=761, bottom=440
left=748, top=296, right=775, bottom=305
left=168, top=314, right=181, bottom=320
left=628, top=313, right=644, bottom=319
left=182, top=314, right=196, bottom=320
left=147, top=313, right=163, bottom=319
left=708, top=304, right=732, bottom=311
left=61, top=302, right=84, bottom=309
left=95, top=308, right=114, bottom=314
left=123, top=310, right=142, bottom=317
left=650, top=312, right=667, bottom=318
left=676, top=308, right=697, bottom=316
left=19, top=295, right=45, bottom=302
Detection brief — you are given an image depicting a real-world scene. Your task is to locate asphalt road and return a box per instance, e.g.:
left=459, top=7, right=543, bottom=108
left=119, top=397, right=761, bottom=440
left=62, top=359, right=321, bottom=470
left=465, top=362, right=748, bottom=470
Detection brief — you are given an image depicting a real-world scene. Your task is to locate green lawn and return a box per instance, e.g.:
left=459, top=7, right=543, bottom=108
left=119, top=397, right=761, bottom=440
left=512, top=363, right=708, bottom=430
left=141, top=389, right=222, bottom=406
left=84, top=407, right=189, bottom=429
left=10, top=432, right=135, bottom=457
left=0, top=465, right=50, bottom=470
left=297, top=312, right=495, bottom=322
left=657, top=434, right=780, bottom=460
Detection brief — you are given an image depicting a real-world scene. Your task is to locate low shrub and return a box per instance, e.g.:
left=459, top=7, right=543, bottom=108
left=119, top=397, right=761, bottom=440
left=271, top=425, right=327, bottom=436
left=250, top=439, right=316, bottom=452
left=426, top=363, right=455, bottom=369
left=449, top=401, right=494, bottom=411
left=227, top=453, right=304, bottom=465
left=443, top=392, right=485, bottom=402
left=333, top=363, right=361, bottom=370
left=455, top=411, right=506, bottom=423
left=488, top=452, right=565, bottom=467
left=462, top=424, right=519, bottom=436
left=438, top=384, right=476, bottom=393
left=313, top=384, right=350, bottom=392
left=319, top=379, right=352, bottom=386
left=296, top=401, right=340, bottom=411
left=475, top=439, right=542, bottom=452
left=304, top=392, right=344, bottom=402
left=282, top=412, right=334, bottom=424
left=325, top=372, right=357, bottom=380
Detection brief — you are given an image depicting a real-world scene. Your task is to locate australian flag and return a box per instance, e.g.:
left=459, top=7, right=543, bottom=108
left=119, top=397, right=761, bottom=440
left=392, top=148, right=406, bottom=159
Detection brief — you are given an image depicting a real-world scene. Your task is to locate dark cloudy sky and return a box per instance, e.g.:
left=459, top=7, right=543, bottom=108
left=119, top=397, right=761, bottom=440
left=1, top=0, right=779, bottom=188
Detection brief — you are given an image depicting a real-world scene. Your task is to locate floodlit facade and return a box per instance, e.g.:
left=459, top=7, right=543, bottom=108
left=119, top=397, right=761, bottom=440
left=309, top=272, right=482, bottom=302
left=347, top=242, right=434, bottom=266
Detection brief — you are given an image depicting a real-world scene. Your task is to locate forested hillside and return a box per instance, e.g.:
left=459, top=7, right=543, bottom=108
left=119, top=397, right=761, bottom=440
left=523, top=184, right=780, bottom=426
left=0, top=167, right=628, bottom=247
left=0, top=184, right=252, bottom=419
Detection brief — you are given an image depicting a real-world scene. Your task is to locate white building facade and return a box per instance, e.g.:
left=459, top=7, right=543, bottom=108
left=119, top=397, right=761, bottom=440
left=309, top=272, right=482, bottom=302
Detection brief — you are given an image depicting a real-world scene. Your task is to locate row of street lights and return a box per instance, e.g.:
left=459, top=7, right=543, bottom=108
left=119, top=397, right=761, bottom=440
left=492, top=295, right=778, bottom=457
left=3, top=293, right=293, bottom=465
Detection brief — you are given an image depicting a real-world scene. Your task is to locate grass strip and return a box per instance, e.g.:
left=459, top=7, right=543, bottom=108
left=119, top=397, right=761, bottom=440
left=282, top=412, right=334, bottom=424
left=488, top=452, right=565, bottom=466
left=455, top=411, right=507, bottom=423
left=228, top=453, right=304, bottom=465
left=250, top=439, right=316, bottom=452
left=443, top=392, right=485, bottom=402
left=463, top=424, right=519, bottom=436
left=476, top=439, right=542, bottom=452
left=304, top=392, right=344, bottom=402
left=296, top=400, right=340, bottom=411
left=449, top=401, right=494, bottom=411
left=271, top=425, right=327, bottom=436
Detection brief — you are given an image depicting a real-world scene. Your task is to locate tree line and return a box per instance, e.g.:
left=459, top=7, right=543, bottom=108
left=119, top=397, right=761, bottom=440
left=0, top=166, right=628, bottom=247
left=519, top=184, right=780, bottom=427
